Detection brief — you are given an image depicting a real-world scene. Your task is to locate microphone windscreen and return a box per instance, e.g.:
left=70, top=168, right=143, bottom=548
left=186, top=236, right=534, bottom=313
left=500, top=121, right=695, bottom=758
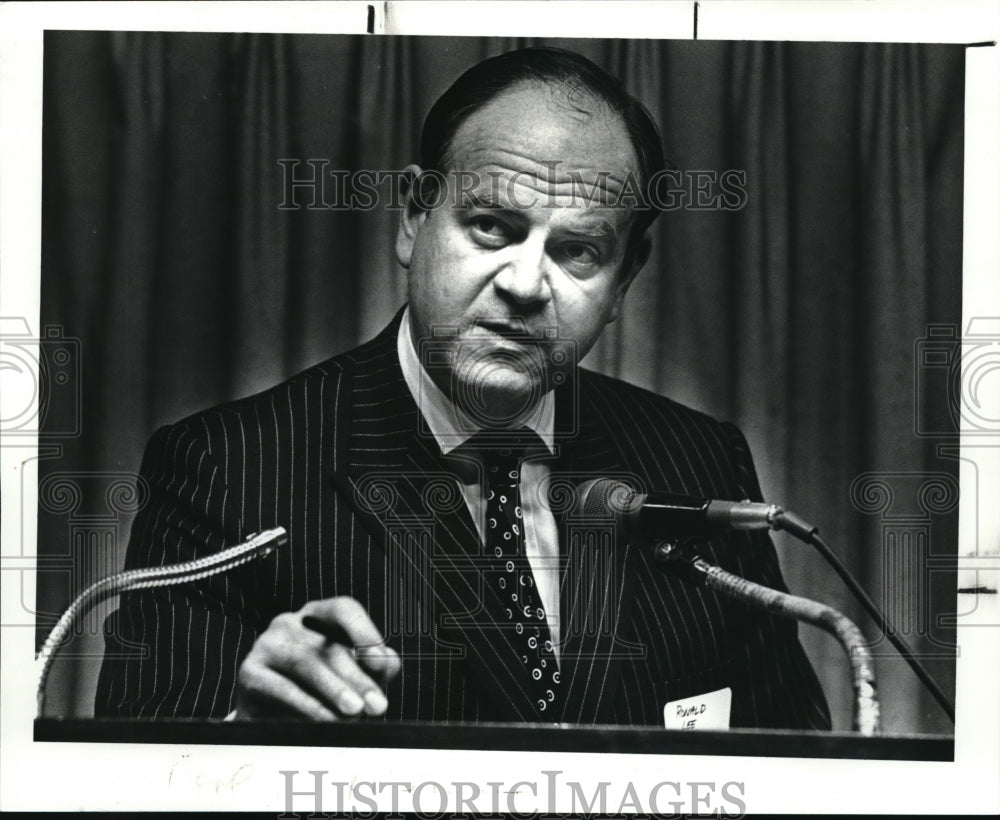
left=577, top=478, right=639, bottom=522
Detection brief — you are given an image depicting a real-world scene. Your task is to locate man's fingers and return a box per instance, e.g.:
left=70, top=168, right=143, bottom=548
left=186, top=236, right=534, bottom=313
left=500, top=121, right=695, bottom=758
left=300, top=597, right=402, bottom=681
left=325, top=643, right=389, bottom=715
left=356, top=642, right=402, bottom=682
left=236, top=596, right=401, bottom=720
left=301, top=596, right=384, bottom=646
left=275, top=642, right=372, bottom=716
left=237, top=664, right=339, bottom=721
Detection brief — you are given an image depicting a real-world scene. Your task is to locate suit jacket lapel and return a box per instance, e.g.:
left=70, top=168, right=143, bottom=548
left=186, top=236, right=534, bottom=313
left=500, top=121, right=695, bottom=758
left=328, top=315, right=544, bottom=721
left=552, top=375, right=646, bottom=725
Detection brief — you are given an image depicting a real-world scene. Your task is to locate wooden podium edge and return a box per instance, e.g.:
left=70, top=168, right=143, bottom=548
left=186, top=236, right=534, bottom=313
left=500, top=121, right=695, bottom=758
left=33, top=718, right=954, bottom=761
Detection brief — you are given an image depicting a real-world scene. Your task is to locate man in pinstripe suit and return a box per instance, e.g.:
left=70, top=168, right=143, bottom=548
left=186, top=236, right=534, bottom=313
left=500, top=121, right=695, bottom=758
left=96, top=48, right=830, bottom=729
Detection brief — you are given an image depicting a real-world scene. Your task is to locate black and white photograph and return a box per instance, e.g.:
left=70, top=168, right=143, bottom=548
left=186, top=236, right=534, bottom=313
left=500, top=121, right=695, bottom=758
left=1, top=1, right=998, bottom=815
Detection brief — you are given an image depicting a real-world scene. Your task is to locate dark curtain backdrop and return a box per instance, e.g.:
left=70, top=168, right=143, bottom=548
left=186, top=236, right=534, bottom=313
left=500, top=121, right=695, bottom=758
left=38, top=32, right=964, bottom=734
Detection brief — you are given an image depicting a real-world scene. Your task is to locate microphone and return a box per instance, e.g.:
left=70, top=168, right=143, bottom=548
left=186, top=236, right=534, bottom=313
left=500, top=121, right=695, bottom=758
left=36, top=527, right=288, bottom=717
left=576, top=478, right=816, bottom=539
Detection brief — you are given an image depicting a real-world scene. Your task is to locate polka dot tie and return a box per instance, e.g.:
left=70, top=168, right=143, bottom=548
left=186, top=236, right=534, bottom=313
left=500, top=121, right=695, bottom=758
left=475, top=430, right=560, bottom=718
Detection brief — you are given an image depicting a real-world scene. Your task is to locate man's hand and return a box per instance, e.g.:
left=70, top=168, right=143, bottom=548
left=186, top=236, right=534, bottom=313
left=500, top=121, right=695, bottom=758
left=233, top=597, right=401, bottom=720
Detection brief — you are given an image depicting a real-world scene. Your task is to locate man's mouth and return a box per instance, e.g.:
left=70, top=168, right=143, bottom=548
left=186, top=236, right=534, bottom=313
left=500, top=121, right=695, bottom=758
left=468, top=319, right=536, bottom=340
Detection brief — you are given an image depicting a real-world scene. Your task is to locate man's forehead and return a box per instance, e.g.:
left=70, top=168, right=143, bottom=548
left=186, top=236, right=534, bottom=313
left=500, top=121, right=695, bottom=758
left=445, top=81, right=639, bottom=186
left=442, top=81, right=641, bottom=216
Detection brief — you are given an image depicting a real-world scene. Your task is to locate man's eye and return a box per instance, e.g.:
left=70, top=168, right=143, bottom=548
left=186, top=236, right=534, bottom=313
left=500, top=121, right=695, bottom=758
left=469, top=216, right=510, bottom=245
left=561, top=242, right=599, bottom=265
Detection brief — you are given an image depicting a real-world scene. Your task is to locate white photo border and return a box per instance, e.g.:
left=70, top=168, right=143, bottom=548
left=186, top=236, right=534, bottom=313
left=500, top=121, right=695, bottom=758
left=1, top=0, right=997, bottom=814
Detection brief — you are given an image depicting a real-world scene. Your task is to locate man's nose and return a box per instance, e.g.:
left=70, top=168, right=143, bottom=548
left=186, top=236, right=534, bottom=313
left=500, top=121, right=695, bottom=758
left=492, top=234, right=551, bottom=305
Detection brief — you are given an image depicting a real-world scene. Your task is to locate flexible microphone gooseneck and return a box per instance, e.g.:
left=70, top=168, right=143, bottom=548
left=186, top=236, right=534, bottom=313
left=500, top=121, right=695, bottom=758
left=682, top=552, right=880, bottom=735
left=577, top=478, right=956, bottom=728
left=35, top=527, right=288, bottom=717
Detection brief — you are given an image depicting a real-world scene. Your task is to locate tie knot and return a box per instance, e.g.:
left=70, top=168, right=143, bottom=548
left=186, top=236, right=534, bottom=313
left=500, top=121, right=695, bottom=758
left=468, top=427, right=546, bottom=472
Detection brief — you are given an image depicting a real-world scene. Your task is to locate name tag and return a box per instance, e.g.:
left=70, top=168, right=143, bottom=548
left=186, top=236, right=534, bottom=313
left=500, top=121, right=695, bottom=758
left=663, top=687, right=732, bottom=730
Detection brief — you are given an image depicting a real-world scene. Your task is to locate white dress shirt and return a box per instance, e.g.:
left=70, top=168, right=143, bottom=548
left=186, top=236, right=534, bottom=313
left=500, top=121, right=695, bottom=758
left=397, top=309, right=562, bottom=660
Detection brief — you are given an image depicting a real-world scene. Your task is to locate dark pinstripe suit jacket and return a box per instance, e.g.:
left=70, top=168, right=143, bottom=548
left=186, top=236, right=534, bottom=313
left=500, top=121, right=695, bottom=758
left=96, top=313, right=830, bottom=729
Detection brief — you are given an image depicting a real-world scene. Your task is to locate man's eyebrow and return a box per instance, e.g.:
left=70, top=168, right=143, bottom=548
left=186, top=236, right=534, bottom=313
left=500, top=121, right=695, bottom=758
left=461, top=192, right=526, bottom=214
left=463, top=193, right=502, bottom=209
left=561, top=219, right=620, bottom=239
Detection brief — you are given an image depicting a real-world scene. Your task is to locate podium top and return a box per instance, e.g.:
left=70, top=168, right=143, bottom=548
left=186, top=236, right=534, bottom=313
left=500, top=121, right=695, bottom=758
left=34, top=718, right=953, bottom=761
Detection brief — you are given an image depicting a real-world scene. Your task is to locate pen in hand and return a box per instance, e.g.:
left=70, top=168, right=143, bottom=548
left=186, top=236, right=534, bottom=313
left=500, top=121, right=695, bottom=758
left=235, top=597, right=400, bottom=720
left=301, top=614, right=355, bottom=648
left=301, top=612, right=396, bottom=697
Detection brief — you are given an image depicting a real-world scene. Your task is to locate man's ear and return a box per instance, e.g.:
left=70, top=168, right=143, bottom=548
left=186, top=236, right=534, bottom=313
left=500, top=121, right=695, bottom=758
left=607, top=233, right=651, bottom=323
left=395, top=163, right=428, bottom=269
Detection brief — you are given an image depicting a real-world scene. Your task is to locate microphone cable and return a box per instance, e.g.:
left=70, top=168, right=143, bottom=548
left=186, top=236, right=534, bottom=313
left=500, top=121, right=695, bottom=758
left=796, top=526, right=956, bottom=724
left=746, top=504, right=953, bottom=723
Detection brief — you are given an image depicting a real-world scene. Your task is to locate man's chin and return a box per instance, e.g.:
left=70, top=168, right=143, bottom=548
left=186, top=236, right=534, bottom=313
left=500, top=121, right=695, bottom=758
left=451, top=367, right=546, bottom=429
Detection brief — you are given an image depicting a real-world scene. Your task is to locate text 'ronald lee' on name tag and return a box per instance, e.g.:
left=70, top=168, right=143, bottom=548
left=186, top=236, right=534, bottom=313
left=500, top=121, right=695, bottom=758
left=663, top=687, right=732, bottom=730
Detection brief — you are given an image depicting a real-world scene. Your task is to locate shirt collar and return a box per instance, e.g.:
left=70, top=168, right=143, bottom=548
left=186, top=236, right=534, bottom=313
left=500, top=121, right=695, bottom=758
left=397, top=307, right=555, bottom=455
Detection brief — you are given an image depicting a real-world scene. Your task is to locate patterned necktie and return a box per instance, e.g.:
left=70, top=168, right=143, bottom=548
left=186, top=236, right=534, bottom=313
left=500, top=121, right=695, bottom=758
left=475, top=429, right=560, bottom=718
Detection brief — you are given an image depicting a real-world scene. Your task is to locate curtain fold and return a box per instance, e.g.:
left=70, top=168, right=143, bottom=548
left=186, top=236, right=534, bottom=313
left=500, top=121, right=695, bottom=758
left=231, top=34, right=293, bottom=391
left=39, top=33, right=963, bottom=732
